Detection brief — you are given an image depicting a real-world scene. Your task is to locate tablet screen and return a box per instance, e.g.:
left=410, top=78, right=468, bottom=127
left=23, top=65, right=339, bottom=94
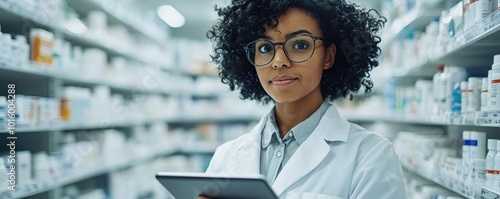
left=156, top=172, right=279, bottom=199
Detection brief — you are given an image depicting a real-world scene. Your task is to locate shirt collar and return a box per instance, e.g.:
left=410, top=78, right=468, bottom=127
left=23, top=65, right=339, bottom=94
left=261, top=107, right=280, bottom=148
left=261, top=100, right=331, bottom=148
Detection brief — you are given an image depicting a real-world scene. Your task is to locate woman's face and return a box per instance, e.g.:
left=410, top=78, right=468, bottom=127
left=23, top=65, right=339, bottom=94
left=254, top=8, right=335, bottom=105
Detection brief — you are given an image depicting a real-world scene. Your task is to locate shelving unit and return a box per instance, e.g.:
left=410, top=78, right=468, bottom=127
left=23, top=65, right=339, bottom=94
left=0, top=144, right=218, bottom=199
left=380, top=0, right=457, bottom=52
left=350, top=0, right=500, bottom=198
left=395, top=10, right=500, bottom=77
left=0, top=1, right=162, bottom=67
left=0, top=1, right=263, bottom=199
left=66, top=0, right=167, bottom=44
left=401, top=162, right=471, bottom=198
left=342, top=110, right=500, bottom=127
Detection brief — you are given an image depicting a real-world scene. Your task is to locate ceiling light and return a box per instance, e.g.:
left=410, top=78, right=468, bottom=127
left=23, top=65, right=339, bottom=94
left=157, top=5, right=185, bottom=28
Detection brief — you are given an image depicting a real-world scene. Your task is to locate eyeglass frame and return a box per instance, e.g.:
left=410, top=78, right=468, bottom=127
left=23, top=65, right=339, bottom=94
left=243, top=34, right=324, bottom=66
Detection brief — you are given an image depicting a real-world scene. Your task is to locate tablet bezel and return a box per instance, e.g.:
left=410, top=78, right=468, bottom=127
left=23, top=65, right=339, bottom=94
left=155, top=172, right=279, bottom=199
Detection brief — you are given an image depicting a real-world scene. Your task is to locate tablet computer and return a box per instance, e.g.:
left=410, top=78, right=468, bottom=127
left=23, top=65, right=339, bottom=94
left=155, top=172, right=279, bottom=199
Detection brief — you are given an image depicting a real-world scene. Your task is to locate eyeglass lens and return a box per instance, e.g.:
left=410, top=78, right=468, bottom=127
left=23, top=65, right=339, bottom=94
left=246, top=35, right=317, bottom=66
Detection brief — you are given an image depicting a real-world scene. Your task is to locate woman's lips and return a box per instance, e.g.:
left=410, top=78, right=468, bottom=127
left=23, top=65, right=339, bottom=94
left=270, top=75, right=298, bottom=86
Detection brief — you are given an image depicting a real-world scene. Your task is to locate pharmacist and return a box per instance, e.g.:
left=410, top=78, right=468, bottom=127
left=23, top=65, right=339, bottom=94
left=201, top=0, right=407, bottom=198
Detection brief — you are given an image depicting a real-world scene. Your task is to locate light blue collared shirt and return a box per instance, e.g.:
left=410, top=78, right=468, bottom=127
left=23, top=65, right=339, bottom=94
left=260, top=100, right=330, bottom=185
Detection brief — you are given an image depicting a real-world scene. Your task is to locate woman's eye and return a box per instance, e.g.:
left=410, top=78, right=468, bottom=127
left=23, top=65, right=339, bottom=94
left=258, top=44, right=273, bottom=53
left=293, top=40, right=309, bottom=50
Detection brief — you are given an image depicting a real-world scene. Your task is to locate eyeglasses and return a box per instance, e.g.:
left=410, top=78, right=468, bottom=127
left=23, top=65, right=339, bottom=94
left=244, top=34, right=324, bottom=66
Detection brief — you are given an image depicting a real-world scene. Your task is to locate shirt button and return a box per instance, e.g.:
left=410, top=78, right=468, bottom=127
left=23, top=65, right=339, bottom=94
left=289, top=132, right=294, bottom=137
left=276, top=151, right=282, bottom=157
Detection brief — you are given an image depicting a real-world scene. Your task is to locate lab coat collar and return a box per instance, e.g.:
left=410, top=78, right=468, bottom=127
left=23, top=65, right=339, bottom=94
left=320, top=102, right=350, bottom=142
left=232, top=103, right=351, bottom=195
left=271, top=103, right=351, bottom=196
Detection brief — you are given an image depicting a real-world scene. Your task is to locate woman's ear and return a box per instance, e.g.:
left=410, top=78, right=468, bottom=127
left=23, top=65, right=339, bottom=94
left=324, top=44, right=336, bottom=70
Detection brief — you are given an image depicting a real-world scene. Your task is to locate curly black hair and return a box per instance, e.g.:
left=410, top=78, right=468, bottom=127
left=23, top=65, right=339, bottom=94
left=207, top=0, right=386, bottom=104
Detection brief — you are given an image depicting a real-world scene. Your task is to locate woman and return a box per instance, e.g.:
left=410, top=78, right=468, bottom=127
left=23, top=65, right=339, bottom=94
left=202, top=0, right=407, bottom=198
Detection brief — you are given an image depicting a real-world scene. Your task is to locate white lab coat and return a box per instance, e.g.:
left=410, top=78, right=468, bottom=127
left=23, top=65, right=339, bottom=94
left=206, top=104, right=407, bottom=199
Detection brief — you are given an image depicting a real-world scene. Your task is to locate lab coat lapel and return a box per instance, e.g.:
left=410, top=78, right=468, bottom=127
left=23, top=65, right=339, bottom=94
left=232, top=116, right=266, bottom=175
left=271, top=104, right=349, bottom=196
left=272, top=132, right=330, bottom=196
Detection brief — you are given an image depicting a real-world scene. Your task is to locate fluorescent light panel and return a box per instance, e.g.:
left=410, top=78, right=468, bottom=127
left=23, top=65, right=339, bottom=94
left=157, top=5, right=185, bottom=28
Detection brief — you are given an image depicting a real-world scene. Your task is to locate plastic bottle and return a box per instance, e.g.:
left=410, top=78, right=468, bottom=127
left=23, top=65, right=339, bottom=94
left=433, top=65, right=446, bottom=115
left=494, top=140, right=500, bottom=191
left=463, top=131, right=471, bottom=181
left=15, top=35, right=29, bottom=68
left=469, top=131, right=486, bottom=184
left=2, top=33, right=12, bottom=66
left=470, top=0, right=478, bottom=28
left=461, top=81, right=469, bottom=114
left=446, top=66, right=467, bottom=112
left=487, top=139, right=498, bottom=188
left=476, top=0, right=491, bottom=22
left=468, top=77, right=481, bottom=112
left=490, top=54, right=500, bottom=109
left=482, top=77, right=489, bottom=110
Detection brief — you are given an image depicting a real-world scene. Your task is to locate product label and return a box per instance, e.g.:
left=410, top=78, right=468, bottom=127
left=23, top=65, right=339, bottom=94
left=492, top=80, right=500, bottom=107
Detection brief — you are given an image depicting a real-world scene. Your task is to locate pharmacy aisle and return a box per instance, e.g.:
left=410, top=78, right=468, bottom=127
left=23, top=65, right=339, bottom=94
left=1, top=0, right=500, bottom=199
left=0, top=0, right=268, bottom=198
left=336, top=0, right=500, bottom=199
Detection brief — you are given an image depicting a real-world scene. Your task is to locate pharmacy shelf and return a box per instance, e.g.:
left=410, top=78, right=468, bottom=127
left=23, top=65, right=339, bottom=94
left=0, top=1, right=164, bottom=68
left=341, top=111, right=500, bottom=128
left=66, top=0, right=166, bottom=44
left=0, top=64, right=177, bottom=96
left=380, top=0, right=454, bottom=51
left=0, top=120, right=152, bottom=133
left=433, top=10, right=500, bottom=67
left=401, top=161, right=472, bottom=199
left=392, top=59, right=437, bottom=77
left=0, top=116, right=261, bottom=133
left=0, top=146, right=179, bottom=199
left=391, top=10, right=500, bottom=77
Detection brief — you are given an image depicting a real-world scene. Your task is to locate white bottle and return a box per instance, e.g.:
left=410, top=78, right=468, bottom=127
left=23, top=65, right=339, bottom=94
left=15, top=35, right=29, bottom=68
left=463, top=131, right=471, bottom=181
left=470, top=1, right=478, bottom=28
left=482, top=77, right=489, bottom=110
left=476, top=0, right=491, bottom=22
left=468, top=77, right=482, bottom=112
left=490, top=54, right=500, bottom=109
left=487, top=139, right=498, bottom=188
left=1, top=33, right=12, bottom=67
left=433, top=66, right=445, bottom=115
left=461, top=81, right=469, bottom=114
left=469, top=131, right=486, bottom=183
left=495, top=140, right=500, bottom=191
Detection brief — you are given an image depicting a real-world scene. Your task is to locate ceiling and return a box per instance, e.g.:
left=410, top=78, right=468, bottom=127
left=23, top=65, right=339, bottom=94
left=133, top=0, right=381, bottom=41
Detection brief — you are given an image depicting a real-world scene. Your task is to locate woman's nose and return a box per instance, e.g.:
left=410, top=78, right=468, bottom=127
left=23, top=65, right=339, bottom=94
left=272, top=46, right=290, bottom=69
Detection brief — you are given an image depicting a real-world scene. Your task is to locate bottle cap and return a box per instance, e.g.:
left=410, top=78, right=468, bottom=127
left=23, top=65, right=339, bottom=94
left=493, top=54, right=500, bottom=69
left=489, top=139, right=498, bottom=150
left=15, top=35, right=27, bottom=43
left=482, top=78, right=488, bottom=91
left=461, top=81, right=468, bottom=91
